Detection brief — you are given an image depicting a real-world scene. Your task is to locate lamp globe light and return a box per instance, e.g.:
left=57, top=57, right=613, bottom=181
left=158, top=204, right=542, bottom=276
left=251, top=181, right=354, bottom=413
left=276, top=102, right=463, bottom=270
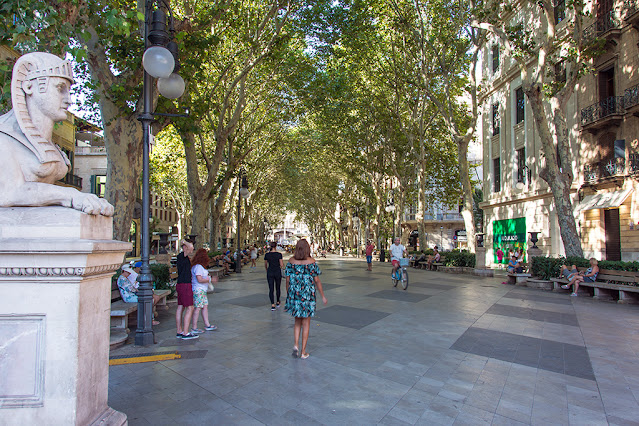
left=157, top=73, right=185, bottom=99
left=142, top=46, right=175, bottom=78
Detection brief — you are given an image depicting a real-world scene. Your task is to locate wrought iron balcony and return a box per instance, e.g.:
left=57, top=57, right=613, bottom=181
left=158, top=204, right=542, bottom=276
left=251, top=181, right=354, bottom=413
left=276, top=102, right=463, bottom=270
left=584, top=158, right=626, bottom=183
left=625, top=0, right=639, bottom=22
left=602, top=157, right=626, bottom=178
left=583, top=10, right=621, bottom=40
left=58, top=172, right=83, bottom=189
left=580, top=96, right=624, bottom=128
left=625, top=84, right=639, bottom=113
left=630, top=154, right=639, bottom=174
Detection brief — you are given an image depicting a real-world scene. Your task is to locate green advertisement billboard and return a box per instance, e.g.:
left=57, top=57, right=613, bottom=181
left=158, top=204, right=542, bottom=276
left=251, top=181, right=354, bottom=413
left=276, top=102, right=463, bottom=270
left=493, top=217, right=527, bottom=263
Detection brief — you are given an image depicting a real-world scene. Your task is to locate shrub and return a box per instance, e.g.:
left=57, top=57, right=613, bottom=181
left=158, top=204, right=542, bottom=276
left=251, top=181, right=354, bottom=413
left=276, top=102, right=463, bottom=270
left=443, top=250, right=475, bottom=267
left=150, top=263, right=174, bottom=297
left=531, top=256, right=639, bottom=280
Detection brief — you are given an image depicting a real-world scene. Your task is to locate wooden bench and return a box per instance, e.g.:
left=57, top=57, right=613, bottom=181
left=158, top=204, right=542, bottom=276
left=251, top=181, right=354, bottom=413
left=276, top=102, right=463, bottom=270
left=429, top=256, right=446, bottom=271
left=110, top=280, right=171, bottom=348
left=550, top=268, right=639, bottom=304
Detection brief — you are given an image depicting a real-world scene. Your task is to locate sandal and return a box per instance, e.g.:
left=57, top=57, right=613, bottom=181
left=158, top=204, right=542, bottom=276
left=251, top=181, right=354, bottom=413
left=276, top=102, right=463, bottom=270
left=152, top=320, right=160, bottom=325
left=292, top=347, right=299, bottom=358
left=300, top=353, right=309, bottom=359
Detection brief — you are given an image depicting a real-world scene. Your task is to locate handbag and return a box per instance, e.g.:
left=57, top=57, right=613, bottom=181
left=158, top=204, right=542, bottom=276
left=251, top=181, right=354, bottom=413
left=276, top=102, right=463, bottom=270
left=207, top=280, right=215, bottom=293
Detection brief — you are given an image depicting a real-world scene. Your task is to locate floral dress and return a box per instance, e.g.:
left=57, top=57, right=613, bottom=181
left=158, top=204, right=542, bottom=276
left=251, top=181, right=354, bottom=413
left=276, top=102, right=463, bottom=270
left=284, top=262, right=321, bottom=318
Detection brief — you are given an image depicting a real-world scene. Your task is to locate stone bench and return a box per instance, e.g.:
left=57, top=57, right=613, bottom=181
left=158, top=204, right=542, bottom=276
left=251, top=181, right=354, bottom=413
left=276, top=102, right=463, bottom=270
left=208, top=267, right=225, bottom=280
left=550, top=269, right=639, bottom=304
left=506, top=273, right=532, bottom=285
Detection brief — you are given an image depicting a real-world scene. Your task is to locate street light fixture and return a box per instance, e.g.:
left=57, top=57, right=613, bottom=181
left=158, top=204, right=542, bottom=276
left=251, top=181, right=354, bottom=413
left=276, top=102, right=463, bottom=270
left=136, top=0, right=186, bottom=346
left=236, top=169, right=249, bottom=273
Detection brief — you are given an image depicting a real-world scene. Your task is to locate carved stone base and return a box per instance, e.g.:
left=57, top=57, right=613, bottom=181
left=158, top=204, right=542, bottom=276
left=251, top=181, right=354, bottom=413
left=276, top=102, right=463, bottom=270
left=0, top=207, right=130, bottom=425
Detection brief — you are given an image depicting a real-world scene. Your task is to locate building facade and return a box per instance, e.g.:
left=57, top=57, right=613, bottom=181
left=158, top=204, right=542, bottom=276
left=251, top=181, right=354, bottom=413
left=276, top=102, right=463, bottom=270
left=477, top=0, right=639, bottom=266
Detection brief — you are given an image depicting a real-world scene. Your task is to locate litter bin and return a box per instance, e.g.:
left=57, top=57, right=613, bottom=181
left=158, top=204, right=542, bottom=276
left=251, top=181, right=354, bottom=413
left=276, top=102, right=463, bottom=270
left=380, top=249, right=385, bottom=262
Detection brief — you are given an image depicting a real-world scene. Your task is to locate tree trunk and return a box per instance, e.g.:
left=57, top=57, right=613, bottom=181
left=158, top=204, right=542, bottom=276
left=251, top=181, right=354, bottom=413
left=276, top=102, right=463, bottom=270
left=416, top=143, right=426, bottom=251
left=456, top=137, right=476, bottom=253
left=101, top=103, right=142, bottom=242
left=527, top=86, right=583, bottom=257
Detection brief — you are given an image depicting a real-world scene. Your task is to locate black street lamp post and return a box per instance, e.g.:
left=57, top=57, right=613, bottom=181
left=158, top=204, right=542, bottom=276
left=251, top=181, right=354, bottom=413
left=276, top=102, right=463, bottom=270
left=136, top=0, right=185, bottom=346
left=235, top=169, right=249, bottom=273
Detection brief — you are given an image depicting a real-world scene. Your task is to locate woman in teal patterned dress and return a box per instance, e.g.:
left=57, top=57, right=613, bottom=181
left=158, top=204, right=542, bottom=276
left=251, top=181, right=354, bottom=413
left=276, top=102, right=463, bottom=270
left=284, top=239, right=327, bottom=359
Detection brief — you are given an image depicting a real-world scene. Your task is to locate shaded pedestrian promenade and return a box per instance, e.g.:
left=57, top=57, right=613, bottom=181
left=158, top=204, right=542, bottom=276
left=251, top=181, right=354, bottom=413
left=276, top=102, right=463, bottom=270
left=108, top=256, right=639, bottom=425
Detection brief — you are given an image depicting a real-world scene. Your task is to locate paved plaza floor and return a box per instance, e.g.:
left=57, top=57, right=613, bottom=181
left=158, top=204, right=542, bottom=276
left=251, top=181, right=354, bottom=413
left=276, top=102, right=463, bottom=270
left=108, top=256, right=639, bottom=425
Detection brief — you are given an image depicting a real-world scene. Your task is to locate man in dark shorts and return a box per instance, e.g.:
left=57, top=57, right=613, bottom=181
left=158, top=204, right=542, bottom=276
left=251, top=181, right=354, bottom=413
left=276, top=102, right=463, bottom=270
left=175, top=240, right=198, bottom=339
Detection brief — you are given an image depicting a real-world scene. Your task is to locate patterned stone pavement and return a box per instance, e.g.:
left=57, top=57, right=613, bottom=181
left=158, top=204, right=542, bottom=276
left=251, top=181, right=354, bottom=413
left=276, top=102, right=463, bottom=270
left=108, top=255, right=639, bottom=425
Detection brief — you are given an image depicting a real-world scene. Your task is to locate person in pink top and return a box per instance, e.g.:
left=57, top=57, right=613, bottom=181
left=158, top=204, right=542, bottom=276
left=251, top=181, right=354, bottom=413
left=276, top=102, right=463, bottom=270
left=496, top=246, right=504, bottom=268
left=365, top=241, right=375, bottom=271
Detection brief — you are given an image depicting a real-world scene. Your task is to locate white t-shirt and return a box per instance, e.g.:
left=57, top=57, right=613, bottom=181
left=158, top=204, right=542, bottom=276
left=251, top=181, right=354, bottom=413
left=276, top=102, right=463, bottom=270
left=390, top=244, right=405, bottom=261
left=191, top=264, right=209, bottom=292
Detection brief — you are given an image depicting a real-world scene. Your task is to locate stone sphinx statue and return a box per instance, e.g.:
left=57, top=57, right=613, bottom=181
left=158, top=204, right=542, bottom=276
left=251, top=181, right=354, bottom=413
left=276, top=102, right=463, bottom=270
left=0, top=52, right=113, bottom=216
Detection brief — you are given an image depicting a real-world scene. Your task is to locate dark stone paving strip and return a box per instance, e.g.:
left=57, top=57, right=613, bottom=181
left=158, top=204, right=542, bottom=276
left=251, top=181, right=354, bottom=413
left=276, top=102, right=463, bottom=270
left=487, top=303, right=579, bottom=326
left=366, top=289, right=431, bottom=303
left=313, top=304, right=391, bottom=329
left=503, top=291, right=573, bottom=305
left=319, top=283, right=344, bottom=291
left=339, top=275, right=379, bottom=282
left=223, top=293, right=270, bottom=308
left=451, top=327, right=594, bottom=380
left=408, top=283, right=457, bottom=290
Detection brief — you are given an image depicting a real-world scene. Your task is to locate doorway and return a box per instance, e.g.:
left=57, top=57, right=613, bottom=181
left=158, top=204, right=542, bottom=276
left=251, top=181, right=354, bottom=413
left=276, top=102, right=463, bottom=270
left=604, top=208, right=621, bottom=261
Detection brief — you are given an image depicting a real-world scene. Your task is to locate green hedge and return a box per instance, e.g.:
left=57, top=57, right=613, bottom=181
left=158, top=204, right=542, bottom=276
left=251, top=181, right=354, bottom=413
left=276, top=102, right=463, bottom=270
left=531, top=256, right=639, bottom=280
left=443, top=250, right=476, bottom=268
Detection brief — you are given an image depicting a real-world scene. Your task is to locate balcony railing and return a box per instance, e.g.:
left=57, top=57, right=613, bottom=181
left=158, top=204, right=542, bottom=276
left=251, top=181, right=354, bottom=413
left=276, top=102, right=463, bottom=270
left=630, top=154, right=639, bottom=174
left=580, top=96, right=624, bottom=126
left=583, top=10, right=621, bottom=40
left=584, top=158, right=626, bottom=182
left=625, top=0, right=639, bottom=16
left=624, top=84, right=639, bottom=110
left=58, top=172, right=83, bottom=189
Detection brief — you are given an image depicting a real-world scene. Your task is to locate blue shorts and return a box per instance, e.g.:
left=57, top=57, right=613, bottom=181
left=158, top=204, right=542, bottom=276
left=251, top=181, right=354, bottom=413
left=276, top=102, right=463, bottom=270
left=366, top=255, right=372, bottom=263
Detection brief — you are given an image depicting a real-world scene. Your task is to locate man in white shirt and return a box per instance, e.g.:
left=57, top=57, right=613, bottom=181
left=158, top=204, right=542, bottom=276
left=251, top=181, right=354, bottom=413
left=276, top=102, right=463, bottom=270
left=390, top=237, right=407, bottom=276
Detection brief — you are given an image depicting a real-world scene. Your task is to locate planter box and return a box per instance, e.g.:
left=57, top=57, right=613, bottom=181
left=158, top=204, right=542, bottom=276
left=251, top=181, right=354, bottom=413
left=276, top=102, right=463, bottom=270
left=440, top=266, right=462, bottom=273
left=462, top=267, right=475, bottom=275
left=526, top=278, right=553, bottom=291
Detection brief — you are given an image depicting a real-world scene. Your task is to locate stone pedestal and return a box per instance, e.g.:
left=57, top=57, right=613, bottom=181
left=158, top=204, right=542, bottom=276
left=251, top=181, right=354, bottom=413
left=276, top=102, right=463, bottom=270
left=527, top=247, right=542, bottom=261
left=475, top=247, right=486, bottom=269
left=0, top=207, right=131, bottom=425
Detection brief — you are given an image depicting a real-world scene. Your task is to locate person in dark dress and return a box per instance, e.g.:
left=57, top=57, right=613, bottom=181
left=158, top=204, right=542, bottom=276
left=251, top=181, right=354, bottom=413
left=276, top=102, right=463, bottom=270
left=175, top=240, right=198, bottom=340
left=264, top=241, right=284, bottom=310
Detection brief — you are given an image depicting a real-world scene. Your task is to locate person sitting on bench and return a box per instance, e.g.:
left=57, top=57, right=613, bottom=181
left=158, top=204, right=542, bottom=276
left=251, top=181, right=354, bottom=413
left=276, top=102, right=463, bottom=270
left=426, top=247, right=441, bottom=270
left=413, top=251, right=427, bottom=268
left=560, top=258, right=598, bottom=297
left=117, top=264, right=162, bottom=324
left=507, top=255, right=523, bottom=273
